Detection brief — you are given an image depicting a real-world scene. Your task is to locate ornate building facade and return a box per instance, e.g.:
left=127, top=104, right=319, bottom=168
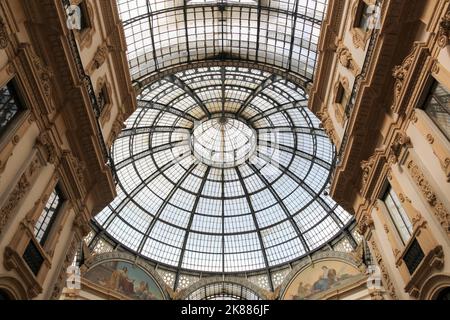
left=0, top=0, right=449, bottom=301
left=0, top=0, right=135, bottom=299
left=309, top=0, right=450, bottom=300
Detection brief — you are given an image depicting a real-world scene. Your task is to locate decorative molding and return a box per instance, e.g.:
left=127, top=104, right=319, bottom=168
left=349, top=0, right=375, bottom=49
left=370, top=239, right=398, bottom=299
left=36, top=130, right=58, bottom=165
left=437, top=9, right=450, bottom=48
left=336, top=40, right=360, bottom=75
left=407, top=160, right=450, bottom=235
left=3, top=246, right=43, bottom=297
left=0, top=276, right=29, bottom=299
left=0, top=154, right=41, bottom=236
left=404, top=245, right=445, bottom=298
left=391, top=43, right=429, bottom=115
left=87, top=43, right=111, bottom=75
left=29, top=51, right=54, bottom=111
left=107, top=113, right=126, bottom=147
left=387, top=131, right=412, bottom=165
left=0, top=112, right=33, bottom=178
left=357, top=210, right=374, bottom=235
left=317, top=108, right=338, bottom=146
left=411, top=109, right=450, bottom=182
left=0, top=16, right=9, bottom=49
left=360, top=156, right=376, bottom=191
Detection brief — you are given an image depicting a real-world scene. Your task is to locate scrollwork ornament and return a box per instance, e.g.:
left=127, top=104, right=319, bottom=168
left=437, top=10, right=450, bottom=48
left=0, top=16, right=9, bottom=49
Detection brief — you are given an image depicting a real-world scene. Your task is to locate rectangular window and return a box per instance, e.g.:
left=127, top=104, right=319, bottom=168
left=335, top=83, right=349, bottom=107
left=79, top=1, right=91, bottom=31
left=22, top=240, right=44, bottom=276
left=0, top=80, right=24, bottom=136
left=382, top=185, right=413, bottom=245
left=403, top=238, right=425, bottom=275
left=98, top=85, right=110, bottom=114
left=424, top=81, right=450, bottom=141
left=34, top=186, right=64, bottom=245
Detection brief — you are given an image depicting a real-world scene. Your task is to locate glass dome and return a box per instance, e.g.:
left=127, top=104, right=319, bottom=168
left=94, top=66, right=352, bottom=273
left=191, top=117, right=257, bottom=168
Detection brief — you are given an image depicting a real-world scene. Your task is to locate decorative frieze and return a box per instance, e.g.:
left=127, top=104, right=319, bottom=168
left=0, top=16, right=9, bottom=49
left=36, top=131, right=58, bottom=165
left=357, top=210, right=374, bottom=235
left=391, top=53, right=414, bottom=112
left=87, top=43, right=111, bottom=74
left=0, top=155, right=41, bottom=236
left=30, top=51, right=54, bottom=110
left=317, top=108, right=338, bottom=147
left=407, top=160, right=450, bottom=234
left=336, top=40, right=360, bottom=75
left=437, top=9, right=450, bottom=48
left=360, top=156, right=376, bottom=190
left=387, top=131, right=412, bottom=165
left=107, top=113, right=126, bottom=147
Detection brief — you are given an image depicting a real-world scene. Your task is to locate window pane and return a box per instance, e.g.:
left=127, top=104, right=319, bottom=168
left=34, top=186, right=63, bottom=245
left=0, top=81, right=23, bottom=135
left=425, top=82, right=450, bottom=140
left=383, top=187, right=413, bottom=244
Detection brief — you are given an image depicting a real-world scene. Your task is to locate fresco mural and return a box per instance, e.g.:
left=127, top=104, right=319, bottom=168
left=283, top=260, right=362, bottom=300
left=84, top=261, right=164, bottom=300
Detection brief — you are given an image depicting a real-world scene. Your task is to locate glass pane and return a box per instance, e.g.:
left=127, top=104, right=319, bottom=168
left=34, top=187, right=62, bottom=245
left=384, top=188, right=413, bottom=244
left=0, top=82, right=23, bottom=134
left=425, top=82, right=450, bottom=140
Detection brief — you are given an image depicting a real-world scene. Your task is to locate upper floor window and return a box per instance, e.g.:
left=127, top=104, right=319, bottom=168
left=98, top=83, right=111, bottom=114
left=0, top=80, right=24, bottom=136
left=78, top=1, right=91, bottom=32
left=424, top=81, right=450, bottom=141
left=382, top=185, right=413, bottom=245
left=34, top=185, right=64, bottom=245
left=335, top=82, right=349, bottom=107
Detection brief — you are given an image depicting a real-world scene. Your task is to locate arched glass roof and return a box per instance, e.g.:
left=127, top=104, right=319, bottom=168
left=186, top=282, right=263, bottom=300
left=117, top=0, right=327, bottom=83
left=94, top=66, right=352, bottom=273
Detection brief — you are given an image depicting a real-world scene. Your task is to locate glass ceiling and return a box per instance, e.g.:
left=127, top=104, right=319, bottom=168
left=191, top=117, right=257, bottom=168
left=117, top=0, right=327, bottom=83
left=94, top=65, right=352, bottom=273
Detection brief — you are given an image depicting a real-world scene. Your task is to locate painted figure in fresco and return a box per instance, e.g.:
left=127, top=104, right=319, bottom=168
left=108, top=267, right=135, bottom=295
left=296, top=281, right=312, bottom=299
left=135, top=281, right=157, bottom=300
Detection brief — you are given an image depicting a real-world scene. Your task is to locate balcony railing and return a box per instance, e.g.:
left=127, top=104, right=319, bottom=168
left=61, top=0, right=112, bottom=169
left=336, top=0, right=382, bottom=165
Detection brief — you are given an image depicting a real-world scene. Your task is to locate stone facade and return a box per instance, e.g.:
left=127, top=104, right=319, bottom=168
left=309, top=0, right=450, bottom=300
left=0, top=0, right=135, bottom=299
